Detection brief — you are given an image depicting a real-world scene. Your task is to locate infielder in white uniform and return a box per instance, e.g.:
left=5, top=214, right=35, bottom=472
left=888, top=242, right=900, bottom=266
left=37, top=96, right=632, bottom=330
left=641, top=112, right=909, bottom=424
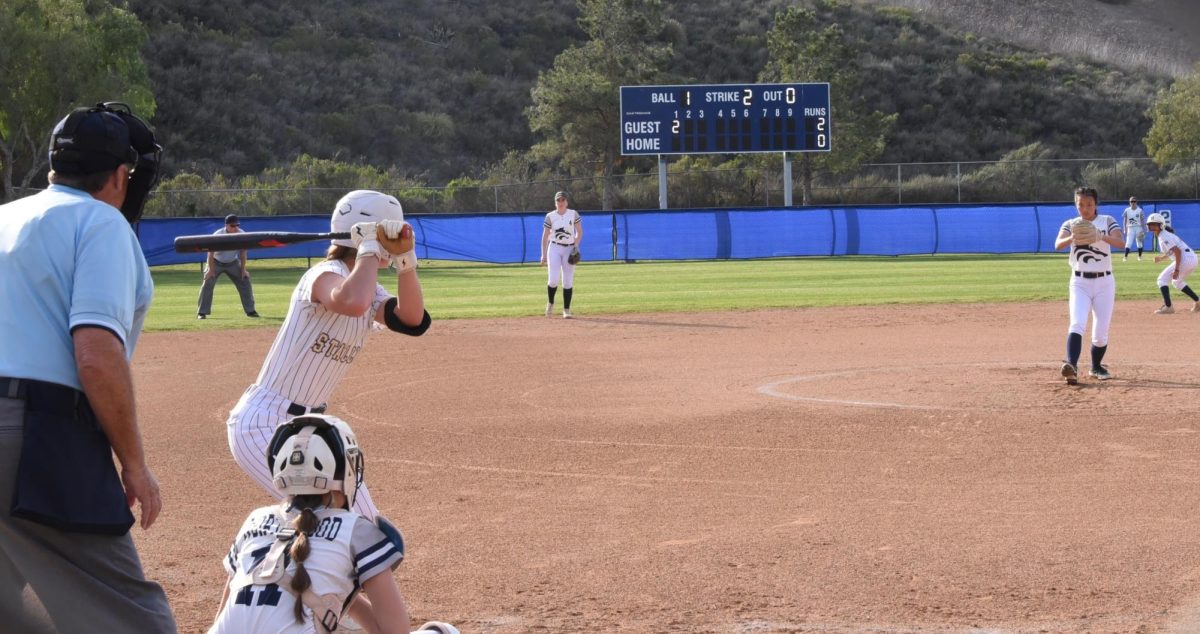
left=1147, top=212, right=1200, bottom=314
left=1121, top=196, right=1147, bottom=261
left=210, top=415, right=458, bottom=634
left=540, top=191, right=583, bottom=318
left=227, top=190, right=430, bottom=521
left=1055, top=186, right=1124, bottom=384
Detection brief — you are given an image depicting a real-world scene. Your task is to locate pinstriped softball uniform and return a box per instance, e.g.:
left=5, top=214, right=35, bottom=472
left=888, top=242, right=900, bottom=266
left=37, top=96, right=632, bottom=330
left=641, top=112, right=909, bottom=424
left=258, top=260, right=389, bottom=407
left=227, top=260, right=388, bottom=520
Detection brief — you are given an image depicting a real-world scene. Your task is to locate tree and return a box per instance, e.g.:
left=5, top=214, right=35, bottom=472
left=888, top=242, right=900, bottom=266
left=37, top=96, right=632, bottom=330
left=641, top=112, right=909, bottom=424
left=0, top=0, right=154, bottom=201
left=759, top=1, right=896, bottom=205
left=526, top=0, right=671, bottom=210
left=1144, top=63, right=1200, bottom=167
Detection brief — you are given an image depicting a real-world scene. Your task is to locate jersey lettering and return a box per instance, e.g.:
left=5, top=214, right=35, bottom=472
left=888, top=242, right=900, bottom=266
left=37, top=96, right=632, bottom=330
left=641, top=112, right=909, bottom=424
left=314, top=516, right=344, bottom=541
left=310, top=332, right=362, bottom=364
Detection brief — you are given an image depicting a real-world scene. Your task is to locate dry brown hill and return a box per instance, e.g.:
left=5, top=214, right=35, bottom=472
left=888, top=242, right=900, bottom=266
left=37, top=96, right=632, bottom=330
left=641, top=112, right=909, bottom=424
left=871, top=0, right=1200, bottom=77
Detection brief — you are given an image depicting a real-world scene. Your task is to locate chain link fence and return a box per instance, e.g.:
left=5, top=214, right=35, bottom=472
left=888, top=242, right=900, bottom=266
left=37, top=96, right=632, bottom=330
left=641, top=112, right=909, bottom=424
left=15, top=158, right=1199, bottom=216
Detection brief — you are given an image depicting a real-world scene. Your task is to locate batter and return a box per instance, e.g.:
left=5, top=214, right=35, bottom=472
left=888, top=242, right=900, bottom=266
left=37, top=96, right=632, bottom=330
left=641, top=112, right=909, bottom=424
left=1054, top=186, right=1124, bottom=384
left=226, top=191, right=430, bottom=520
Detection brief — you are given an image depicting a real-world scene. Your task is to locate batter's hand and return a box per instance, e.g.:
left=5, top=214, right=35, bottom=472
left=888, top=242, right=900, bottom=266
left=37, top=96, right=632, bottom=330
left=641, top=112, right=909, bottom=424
left=378, top=219, right=406, bottom=239
left=121, top=463, right=162, bottom=530
left=539, top=255, right=547, bottom=266
left=351, top=222, right=378, bottom=248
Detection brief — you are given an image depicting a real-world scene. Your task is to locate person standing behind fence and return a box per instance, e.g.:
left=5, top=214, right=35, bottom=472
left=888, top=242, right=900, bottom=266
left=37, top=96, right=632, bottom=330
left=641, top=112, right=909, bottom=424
left=1054, top=186, right=1124, bottom=384
left=198, top=214, right=259, bottom=319
left=1121, top=196, right=1147, bottom=262
left=540, top=191, right=583, bottom=319
left=1146, top=212, right=1200, bottom=314
left=0, top=103, right=176, bottom=631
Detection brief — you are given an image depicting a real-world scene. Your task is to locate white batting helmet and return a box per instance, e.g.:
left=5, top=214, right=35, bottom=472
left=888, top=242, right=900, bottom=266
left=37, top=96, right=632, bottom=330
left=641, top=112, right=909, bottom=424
left=330, top=190, right=405, bottom=248
left=1147, top=212, right=1166, bottom=225
left=267, top=414, right=364, bottom=510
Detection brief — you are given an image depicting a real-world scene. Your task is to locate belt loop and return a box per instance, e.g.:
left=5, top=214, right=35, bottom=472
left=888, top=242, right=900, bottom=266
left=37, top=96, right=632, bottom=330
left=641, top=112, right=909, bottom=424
left=6, top=379, right=19, bottom=400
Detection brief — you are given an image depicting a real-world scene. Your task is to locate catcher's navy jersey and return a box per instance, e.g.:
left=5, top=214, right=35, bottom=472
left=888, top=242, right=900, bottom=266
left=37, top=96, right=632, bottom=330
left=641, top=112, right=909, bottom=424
left=209, top=503, right=402, bottom=634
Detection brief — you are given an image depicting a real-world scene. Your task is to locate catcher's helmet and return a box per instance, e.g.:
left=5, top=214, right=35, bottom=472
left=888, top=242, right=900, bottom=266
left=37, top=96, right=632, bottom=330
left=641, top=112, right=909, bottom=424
left=267, top=414, right=364, bottom=510
left=1147, top=212, right=1167, bottom=225
left=330, top=190, right=405, bottom=248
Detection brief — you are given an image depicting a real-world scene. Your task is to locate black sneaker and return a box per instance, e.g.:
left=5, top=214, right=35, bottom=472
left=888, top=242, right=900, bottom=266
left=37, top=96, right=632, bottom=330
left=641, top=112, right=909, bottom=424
left=246, top=311, right=260, bottom=318
left=197, top=314, right=207, bottom=320
left=1060, top=362, right=1078, bottom=385
left=1088, top=366, right=1112, bottom=380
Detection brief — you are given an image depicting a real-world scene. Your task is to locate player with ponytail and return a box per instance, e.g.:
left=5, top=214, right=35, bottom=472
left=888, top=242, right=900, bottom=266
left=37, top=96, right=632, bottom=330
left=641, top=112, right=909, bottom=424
left=209, top=415, right=458, bottom=634
left=1147, top=213, right=1200, bottom=314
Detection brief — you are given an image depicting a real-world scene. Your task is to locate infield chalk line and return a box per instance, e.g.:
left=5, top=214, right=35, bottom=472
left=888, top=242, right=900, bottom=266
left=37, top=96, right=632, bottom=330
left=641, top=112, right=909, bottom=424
left=758, top=361, right=1200, bottom=411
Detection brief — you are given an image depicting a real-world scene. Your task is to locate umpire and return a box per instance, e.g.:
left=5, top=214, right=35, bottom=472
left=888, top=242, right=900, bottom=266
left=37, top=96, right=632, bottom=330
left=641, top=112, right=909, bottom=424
left=0, top=104, right=176, bottom=631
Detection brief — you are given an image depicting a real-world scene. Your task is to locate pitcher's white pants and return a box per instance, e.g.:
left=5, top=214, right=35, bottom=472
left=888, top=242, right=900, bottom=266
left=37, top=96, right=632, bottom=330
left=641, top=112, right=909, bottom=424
left=226, top=384, right=378, bottom=520
left=1067, top=273, right=1115, bottom=347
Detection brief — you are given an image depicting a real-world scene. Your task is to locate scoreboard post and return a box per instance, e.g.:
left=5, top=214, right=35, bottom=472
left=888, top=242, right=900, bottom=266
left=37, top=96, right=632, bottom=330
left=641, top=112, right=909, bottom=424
left=620, top=83, right=831, bottom=208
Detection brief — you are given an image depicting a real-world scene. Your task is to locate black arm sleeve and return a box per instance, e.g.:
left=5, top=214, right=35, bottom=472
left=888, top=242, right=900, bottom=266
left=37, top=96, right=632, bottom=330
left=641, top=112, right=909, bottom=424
left=383, top=297, right=431, bottom=336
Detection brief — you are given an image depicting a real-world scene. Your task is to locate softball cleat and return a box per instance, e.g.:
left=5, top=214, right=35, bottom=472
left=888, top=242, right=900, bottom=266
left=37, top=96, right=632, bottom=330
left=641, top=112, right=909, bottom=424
left=1088, top=366, right=1112, bottom=380
left=1060, top=363, right=1078, bottom=385
left=562, top=309, right=573, bottom=319
left=1155, top=305, right=1175, bottom=315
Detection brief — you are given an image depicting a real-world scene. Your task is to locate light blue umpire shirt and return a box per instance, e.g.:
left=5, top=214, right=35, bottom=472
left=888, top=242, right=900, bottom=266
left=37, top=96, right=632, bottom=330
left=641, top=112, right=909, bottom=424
left=0, top=184, right=154, bottom=391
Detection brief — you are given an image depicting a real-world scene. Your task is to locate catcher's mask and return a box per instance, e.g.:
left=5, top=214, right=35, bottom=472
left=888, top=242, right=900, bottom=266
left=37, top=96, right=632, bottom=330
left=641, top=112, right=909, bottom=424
left=330, top=190, right=405, bottom=248
left=49, top=102, right=162, bottom=225
left=267, top=414, right=364, bottom=510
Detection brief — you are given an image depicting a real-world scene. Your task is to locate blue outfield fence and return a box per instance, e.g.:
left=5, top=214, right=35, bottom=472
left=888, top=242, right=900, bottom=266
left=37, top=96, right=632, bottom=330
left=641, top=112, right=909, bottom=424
left=138, top=201, right=1200, bottom=266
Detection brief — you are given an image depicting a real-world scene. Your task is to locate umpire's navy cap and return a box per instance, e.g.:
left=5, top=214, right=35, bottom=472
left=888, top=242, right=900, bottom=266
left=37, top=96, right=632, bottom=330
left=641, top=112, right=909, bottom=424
left=48, top=107, right=138, bottom=175
left=225, top=214, right=239, bottom=225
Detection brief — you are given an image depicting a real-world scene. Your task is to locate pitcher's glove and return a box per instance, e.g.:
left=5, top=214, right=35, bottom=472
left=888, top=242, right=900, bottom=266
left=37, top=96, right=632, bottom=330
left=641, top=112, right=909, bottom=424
left=567, top=246, right=581, bottom=265
left=1069, top=218, right=1099, bottom=246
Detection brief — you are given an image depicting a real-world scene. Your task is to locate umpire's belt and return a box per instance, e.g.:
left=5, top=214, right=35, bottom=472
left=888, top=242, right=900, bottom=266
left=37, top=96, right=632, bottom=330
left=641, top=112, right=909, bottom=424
left=0, top=377, right=83, bottom=413
left=287, top=402, right=326, bottom=417
left=1074, top=271, right=1112, bottom=279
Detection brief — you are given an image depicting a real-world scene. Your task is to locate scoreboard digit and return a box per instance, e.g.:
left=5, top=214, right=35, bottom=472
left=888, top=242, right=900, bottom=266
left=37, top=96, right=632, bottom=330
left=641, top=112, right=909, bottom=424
left=619, top=83, right=831, bottom=156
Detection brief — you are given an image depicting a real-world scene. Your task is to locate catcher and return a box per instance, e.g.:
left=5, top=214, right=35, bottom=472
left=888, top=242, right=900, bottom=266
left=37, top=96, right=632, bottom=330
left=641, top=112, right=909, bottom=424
left=210, top=414, right=459, bottom=634
left=1053, top=186, right=1124, bottom=384
left=540, top=191, right=583, bottom=318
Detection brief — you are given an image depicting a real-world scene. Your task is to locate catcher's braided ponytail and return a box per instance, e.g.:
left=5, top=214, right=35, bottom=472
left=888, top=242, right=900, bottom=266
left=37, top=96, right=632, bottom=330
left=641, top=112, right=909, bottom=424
left=289, top=495, right=322, bottom=622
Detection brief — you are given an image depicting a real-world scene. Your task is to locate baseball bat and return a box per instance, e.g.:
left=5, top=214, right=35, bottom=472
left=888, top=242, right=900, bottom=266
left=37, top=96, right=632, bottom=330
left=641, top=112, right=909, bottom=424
left=173, top=231, right=349, bottom=253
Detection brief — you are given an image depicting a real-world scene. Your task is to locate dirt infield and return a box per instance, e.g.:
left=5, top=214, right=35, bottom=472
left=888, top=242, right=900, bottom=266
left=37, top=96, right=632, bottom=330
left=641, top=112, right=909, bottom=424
left=132, top=301, right=1200, bottom=633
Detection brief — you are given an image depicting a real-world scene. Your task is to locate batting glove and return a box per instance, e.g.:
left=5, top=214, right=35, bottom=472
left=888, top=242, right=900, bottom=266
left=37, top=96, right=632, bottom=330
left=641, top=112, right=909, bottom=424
left=378, top=219, right=406, bottom=240
left=350, top=222, right=377, bottom=247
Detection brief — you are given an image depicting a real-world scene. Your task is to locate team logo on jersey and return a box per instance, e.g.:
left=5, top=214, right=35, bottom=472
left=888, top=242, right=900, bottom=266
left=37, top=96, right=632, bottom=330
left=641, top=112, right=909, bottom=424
left=1074, top=244, right=1108, bottom=263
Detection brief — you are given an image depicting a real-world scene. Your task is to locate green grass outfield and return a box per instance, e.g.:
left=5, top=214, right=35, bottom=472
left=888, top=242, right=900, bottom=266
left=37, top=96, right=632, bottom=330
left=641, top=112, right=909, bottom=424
left=146, top=254, right=1172, bottom=332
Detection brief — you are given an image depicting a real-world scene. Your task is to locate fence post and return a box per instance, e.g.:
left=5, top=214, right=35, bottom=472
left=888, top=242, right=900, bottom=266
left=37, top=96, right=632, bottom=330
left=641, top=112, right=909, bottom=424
left=494, top=185, right=499, bottom=213
left=897, top=164, right=902, bottom=204
left=957, top=162, right=962, bottom=203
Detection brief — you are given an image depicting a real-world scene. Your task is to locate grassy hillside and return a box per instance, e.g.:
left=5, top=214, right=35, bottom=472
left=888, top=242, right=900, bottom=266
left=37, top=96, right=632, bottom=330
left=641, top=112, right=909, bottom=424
left=875, top=0, right=1200, bottom=78
left=123, top=0, right=1182, bottom=185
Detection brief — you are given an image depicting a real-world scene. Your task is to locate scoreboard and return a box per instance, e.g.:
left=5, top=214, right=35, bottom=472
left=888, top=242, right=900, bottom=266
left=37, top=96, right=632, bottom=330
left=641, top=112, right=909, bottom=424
left=619, top=83, right=831, bottom=156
